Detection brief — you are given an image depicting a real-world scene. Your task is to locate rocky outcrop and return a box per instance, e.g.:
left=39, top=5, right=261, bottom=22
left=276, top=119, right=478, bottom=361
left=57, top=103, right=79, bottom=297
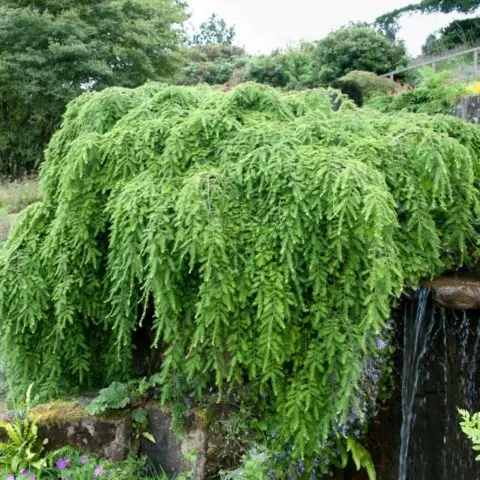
left=456, top=95, right=480, bottom=124
left=422, top=274, right=480, bottom=310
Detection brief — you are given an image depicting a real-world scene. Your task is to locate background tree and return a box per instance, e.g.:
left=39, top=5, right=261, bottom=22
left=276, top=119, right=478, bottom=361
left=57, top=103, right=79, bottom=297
left=311, top=24, right=407, bottom=85
left=189, top=13, right=236, bottom=46
left=178, top=44, right=248, bottom=86
left=179, top=14, right=245, bottom=86
left=422, top=17, right=480, bottom=54
left=376, top=0, right=480, bottom=41
left=0, top=0, right=188, bottom=176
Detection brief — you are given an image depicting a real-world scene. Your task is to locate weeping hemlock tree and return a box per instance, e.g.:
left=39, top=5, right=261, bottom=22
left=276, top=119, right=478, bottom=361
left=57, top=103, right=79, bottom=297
left=1, top=83, right=480, bottom=455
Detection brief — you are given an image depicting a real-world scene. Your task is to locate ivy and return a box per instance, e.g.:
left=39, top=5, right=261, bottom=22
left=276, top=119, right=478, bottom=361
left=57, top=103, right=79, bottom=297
left=0, top=82, right=479, bottom=458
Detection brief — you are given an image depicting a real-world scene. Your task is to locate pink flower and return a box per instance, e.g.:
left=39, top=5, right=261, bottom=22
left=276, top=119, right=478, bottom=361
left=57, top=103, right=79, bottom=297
left=80, top=455, right=88, bottom=465
left=7, top=474, right=14, bottom=480
left=28, top=475, right=35, bottom=480
left=56, top=458, right=70, bottom=470
left=94, top=465, right=104, bottom=477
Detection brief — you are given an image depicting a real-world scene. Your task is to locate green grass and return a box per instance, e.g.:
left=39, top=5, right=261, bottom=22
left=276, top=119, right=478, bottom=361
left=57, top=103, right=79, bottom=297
left=0, top=178, right=41, bottom=245
left=0, top=177, right=41, bottom=214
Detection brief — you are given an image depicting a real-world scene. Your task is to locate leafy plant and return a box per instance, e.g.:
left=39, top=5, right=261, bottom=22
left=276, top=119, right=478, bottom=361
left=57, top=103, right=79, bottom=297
left=85, top=377, right=162, bottom=454
left=343, top=436, right=376, bottom=480
left=1, top=82, right=479, bottom=465
left=0, top=385, right=47, bottom=474
left=85, top=383, right=131, bottom=415
left=220, top=448, right=269, bottom=480
left=459, top=408, right=480, bottom=460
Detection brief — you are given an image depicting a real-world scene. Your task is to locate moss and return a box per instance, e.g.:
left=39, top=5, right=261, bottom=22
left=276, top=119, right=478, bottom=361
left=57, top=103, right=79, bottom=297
left=29, top=400, right=87, bottom=425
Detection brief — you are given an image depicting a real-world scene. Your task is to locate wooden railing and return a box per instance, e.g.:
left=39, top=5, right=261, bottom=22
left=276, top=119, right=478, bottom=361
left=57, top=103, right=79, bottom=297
left=381, top=44, right=480, bottom=80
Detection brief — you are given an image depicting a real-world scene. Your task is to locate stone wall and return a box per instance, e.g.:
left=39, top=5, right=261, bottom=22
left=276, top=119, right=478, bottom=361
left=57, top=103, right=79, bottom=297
left=456, top=94, right=480, bottom=124
left=0, top=400, right=211, bottom=479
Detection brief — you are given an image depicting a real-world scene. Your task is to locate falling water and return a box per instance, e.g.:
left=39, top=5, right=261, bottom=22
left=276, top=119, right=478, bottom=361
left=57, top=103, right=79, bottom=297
left=397, top=288, right=480, bottom=480
left=398, top=288, right=434, bottom=480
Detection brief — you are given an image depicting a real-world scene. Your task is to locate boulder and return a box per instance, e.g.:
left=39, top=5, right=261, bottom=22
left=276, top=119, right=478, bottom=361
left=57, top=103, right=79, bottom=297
left=422, top=274, right=480, bottom=310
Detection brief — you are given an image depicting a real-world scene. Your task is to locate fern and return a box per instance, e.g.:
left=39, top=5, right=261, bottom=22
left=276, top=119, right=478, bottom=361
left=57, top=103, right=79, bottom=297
left=0, top=82, right=479, bottom=462
left=459, top=408, right=480, bottom=461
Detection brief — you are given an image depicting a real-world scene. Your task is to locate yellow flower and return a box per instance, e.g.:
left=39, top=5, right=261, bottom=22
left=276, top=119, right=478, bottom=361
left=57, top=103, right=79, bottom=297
left=467, top=81, right=480, bottom=95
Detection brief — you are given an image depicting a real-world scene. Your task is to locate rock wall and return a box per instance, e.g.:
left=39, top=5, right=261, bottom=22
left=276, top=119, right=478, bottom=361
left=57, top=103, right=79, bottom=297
left=456, top=95, right=480, bottom=124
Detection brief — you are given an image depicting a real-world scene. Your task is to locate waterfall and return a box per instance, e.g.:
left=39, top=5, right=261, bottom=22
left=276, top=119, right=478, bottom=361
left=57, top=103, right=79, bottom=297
left=397, top=288, right=480, bottom=480
left=398, top=288, right=434, bottom=480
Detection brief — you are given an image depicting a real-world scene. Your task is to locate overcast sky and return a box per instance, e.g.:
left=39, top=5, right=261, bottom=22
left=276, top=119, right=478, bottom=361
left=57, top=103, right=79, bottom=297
left=185, top=0, right=473, bottom=57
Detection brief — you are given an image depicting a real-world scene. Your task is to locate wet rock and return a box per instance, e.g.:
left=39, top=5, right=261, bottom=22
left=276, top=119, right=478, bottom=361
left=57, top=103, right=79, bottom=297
left=456, top=95, right=480, bottom=124
left=422, top=274, right=480, bottom=310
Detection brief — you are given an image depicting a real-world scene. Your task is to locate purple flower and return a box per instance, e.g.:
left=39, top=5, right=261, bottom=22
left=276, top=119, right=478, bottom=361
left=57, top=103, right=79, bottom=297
left=28, top=475, right=35, bottom=480
left=376, top=338, right=387, bottom=350
left=94, top=465, right=104, bottom=477
left=80, top=455, right=88, bottom=465
left=56, top=458, right=70, bottom=470
left=7, top=474, right=14, bottom=480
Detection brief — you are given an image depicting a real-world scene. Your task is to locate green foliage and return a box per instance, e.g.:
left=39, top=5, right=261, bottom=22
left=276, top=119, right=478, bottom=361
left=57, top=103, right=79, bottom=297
left=344, top=436, right=376, bottom=480
left=245, top=43, right=319, bottom=89
left=85, top=382, right=131, bottom=415
left=459, top=408, right=480, bottom=460
left=1, top=82, right=480, bottom=462
left=245, top=26, right=406, bottom=89
left=340, top=71, right=398, bottom=101
left=422, top=18, right=480, bottom=54
left=220, top=449, right=269, bottom=480
left=0, top=385, right=48, bottom=474
left=0, top=447, right=180, bottom=479
left=0, top=0, right=188, bottom=176
left=312, top=23, right=407, bottom=84
left=189, top=13, right=236, bottom=46
left=178, top=45, right=248, bottom=86
left=368, top=70, right=467, bottom=115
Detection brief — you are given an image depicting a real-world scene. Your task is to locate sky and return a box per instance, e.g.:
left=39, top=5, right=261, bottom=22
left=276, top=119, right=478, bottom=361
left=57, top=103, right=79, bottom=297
left=185, top=0, right=473, bottom=57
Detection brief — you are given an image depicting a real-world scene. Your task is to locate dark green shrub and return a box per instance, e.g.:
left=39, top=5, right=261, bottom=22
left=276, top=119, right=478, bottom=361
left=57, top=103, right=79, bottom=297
left=340, top=71, right=398, bottom=101
left=330, top=79, right=364, bottom=106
